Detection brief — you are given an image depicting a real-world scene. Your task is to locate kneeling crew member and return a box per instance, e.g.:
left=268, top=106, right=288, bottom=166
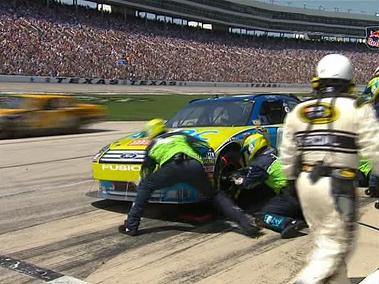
left=238, top=133, right=306, bottom=239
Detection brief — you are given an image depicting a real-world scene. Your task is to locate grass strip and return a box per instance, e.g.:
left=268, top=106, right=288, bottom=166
left=76, top=94, right=217, bottom=121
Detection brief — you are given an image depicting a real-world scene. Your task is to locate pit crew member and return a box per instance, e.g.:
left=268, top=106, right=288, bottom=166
left=280, top=54, right=379, bottom=284
left=233, top=133, right=306, bottom=239
left=120, top=119, right=260, bottom=236
left=359, top=67, right=379, bottom=197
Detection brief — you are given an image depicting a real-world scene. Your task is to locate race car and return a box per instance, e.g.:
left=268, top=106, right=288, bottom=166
left=0, top=94, right=106, bottom=138
left=91, top=94, right=300, bottom=203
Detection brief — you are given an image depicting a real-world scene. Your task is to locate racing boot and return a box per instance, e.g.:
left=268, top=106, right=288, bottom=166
left=213, top=191, right=261, bottom=236
left=367, top=185, right=379, bottom=197
left=121, top=201, right=143, bottom=236
left=280, top=219, right=307, bottom=239
left=366, top=175, right=379, bottom=197
left=118, top=220, right=139, bottom=236
left=255, top=213, right=306, bottom=239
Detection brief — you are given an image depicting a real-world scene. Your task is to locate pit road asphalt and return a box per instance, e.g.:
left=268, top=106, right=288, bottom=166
left=0, top=121, right=378, bottom=284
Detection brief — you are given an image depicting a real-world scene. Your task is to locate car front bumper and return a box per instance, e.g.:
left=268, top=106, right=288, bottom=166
left=88, top=180, right=208, bottom=204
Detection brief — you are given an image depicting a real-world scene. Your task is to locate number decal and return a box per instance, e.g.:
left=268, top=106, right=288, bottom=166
left=180, top=129, right=219, bottom=141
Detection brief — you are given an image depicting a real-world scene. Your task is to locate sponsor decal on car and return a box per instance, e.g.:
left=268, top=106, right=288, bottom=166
left=299, top=102, right=339, bottom=124
left=101, top=164, right=141, bottom=171
left=99, top=150, right=146, bottom=163
left=179, top=129, right=219, bottom=141
left=120, top=153, right=137, bottom=159
left=129, top=132, right=145, bottom=138
left=128, top=139, right=150, bottom=146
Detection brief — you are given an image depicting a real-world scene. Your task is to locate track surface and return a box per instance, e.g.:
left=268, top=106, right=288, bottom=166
left=0, top=82, right=311, bottom=95
left=0, top=121, right=378, bottom=284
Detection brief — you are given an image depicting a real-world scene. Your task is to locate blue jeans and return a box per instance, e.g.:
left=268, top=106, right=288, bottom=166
left=368, top=174, right=379, bottom=197
left=127, top=159, right=214, bottom=229
left=126, top=158, right=252, bottom=231
left=369, top=174, right=378, bottom=188
left=255, top=186, right=304, bottom=233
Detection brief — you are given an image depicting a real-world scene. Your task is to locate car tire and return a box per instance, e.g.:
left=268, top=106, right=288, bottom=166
left=66, top=117, right=81, bottom=133
left=214, top=151, right=241, bottom=193
left=0, top=130, right=9, bottom=139
left=1, top=120, right=19, bottom=138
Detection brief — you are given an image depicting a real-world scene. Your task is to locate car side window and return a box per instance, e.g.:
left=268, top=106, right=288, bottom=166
left=43, top=99, right=60, bottom=110
left=259, top=100, right=286, bottom=125
left=59, top=98, right=74, bottom=108
left=170, top=106, right=205, bottom=127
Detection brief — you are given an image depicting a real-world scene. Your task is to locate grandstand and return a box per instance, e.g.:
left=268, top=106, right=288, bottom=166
left=96, top=0, right=379, bottom=39
left=1, top=0, right=377, bottom=83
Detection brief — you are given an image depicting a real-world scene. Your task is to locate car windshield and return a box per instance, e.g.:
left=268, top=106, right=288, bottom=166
left=0, top=96, right=25, bottom=109
left=166, top=99, right=254, bottom=127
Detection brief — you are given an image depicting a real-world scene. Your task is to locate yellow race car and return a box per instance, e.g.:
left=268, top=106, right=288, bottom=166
left=0, top=94, right=106, bottom=138
left=91, top=94, right=300, bottom=203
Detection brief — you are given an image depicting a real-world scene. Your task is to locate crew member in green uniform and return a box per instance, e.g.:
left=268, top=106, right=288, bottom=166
left=359, top=68, right=379, bottom=197
left=235, top=133, right=306, bottom=238
left=120, top=119, right=260, bottom=236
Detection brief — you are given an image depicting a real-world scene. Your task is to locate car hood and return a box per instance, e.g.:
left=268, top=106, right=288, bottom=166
left=109, top=126, right=258, bottom=152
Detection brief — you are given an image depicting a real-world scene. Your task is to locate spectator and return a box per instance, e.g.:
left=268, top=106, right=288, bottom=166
left=0, top=0, right=376, bottom=83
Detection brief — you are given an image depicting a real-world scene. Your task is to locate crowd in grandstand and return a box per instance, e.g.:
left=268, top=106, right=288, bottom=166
left=0, top=0, right=377, bottom=83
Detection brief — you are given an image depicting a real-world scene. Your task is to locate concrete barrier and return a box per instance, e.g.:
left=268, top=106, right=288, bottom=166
left=0, top=75, right=306, bottom=88
left=0, top=75, right=365, bottom=91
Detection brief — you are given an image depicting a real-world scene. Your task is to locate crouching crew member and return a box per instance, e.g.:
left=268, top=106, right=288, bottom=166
left=120, top=119, right=260, bottom=236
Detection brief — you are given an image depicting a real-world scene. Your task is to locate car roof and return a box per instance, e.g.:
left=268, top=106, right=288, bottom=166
left=11, top=93, right=71, bottom=99
left=189, top=93, right=299, bottom=104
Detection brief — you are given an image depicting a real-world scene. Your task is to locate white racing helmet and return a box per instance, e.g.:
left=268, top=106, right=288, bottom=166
left=316, top=54, right=353, bottom=81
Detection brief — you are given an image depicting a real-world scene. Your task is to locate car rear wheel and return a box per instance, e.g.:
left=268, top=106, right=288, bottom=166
left=0, top=130, right=9, bottom=139
left=66, top=117, right=81, bottom=133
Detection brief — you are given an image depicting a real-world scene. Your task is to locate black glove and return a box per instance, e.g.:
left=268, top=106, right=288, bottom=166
left=140, top=156, right=157, bottom=178
left=243, top=165, right=268, bottom=187
left=284, top=179, right=297, bottom=196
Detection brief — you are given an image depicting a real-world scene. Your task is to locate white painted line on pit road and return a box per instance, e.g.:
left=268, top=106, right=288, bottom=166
left=39, top=179, right=94, bottom=190
left=0, top=180, right=94, bottom=197
left=359, top=269, right=379, bottom=284
left=48, top=276, right=91, bottom=284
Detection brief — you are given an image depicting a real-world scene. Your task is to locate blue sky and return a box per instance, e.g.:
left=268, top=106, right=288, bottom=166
left=257, top=0, right=379, bottom=15
left=62, top=0, right=379, bottom=15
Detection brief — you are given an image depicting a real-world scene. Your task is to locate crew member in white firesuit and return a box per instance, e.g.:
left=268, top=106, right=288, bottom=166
left=280, top=54, right=379, bottom=284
